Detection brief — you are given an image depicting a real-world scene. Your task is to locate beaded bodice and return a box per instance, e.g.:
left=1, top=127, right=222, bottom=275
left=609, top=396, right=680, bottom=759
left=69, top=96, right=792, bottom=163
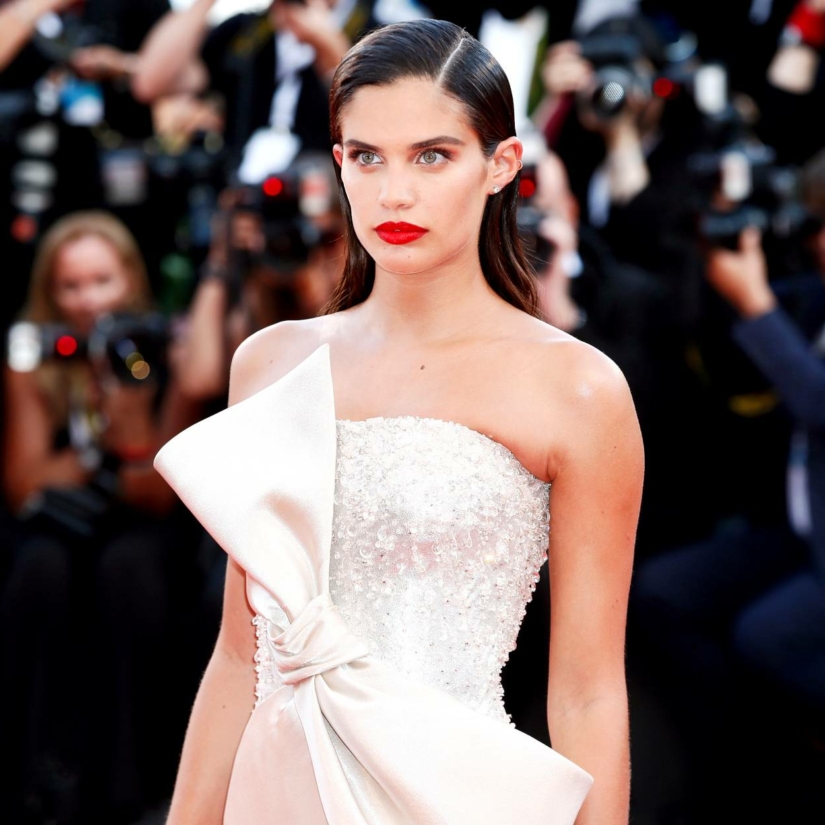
left=255, top=415, right=550, bottom=725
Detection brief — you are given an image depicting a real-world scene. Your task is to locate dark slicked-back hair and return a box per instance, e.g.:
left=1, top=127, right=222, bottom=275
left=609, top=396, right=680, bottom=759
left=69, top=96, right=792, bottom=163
left=321, top=18, right=540, bottom=317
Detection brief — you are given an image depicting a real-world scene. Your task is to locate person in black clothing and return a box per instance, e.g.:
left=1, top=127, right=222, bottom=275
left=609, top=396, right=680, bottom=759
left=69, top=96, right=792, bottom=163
left=0, top=210, right=203, bottom=825
left=132, top=0, right=375, bottom=181
left=640, top=0, right=825, bottom=166
left=533, top=12, right=726, bottom=558
left=629, top=150, right=825, bottom=825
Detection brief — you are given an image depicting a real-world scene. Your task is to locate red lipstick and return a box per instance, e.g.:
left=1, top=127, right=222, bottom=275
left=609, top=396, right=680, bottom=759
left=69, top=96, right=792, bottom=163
left=375, top=222, right=428, bottom=245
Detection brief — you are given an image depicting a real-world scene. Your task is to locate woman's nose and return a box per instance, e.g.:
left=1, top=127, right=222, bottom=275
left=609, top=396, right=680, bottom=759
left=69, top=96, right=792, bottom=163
left=378, top=168, right=415, bottom=210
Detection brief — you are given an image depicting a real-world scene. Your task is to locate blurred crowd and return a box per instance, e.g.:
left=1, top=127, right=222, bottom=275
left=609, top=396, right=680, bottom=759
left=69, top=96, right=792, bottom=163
left=1, top=1, right=824, bottom=824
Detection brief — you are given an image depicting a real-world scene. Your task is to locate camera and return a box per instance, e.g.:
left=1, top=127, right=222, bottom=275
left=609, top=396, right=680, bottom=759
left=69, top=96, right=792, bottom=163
left=515, top=163, right=556, bottom=270
left=8, top=309, right=170, bottom=540
left=229, top=153, right=339, bottom=281
left=30, top=2, right=103, bottom=66
left=688, top=107, right=822, bottom=251
left=576, top=29, right=654, bottom=121
left=7, top=310, right=170, bottom=384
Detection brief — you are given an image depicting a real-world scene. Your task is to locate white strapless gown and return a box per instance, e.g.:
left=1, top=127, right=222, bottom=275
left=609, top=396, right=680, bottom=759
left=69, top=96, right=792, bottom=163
left=153, top=343, right=592, bottom=825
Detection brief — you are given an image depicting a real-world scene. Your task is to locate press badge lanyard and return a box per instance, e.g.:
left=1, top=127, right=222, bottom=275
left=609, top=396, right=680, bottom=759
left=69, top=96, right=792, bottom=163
left=787, top=321, right=825, bottom=538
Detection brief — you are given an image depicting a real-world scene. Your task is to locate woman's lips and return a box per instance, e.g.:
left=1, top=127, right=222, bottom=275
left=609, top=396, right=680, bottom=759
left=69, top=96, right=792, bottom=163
left=375, top=222, right=428, bottom=245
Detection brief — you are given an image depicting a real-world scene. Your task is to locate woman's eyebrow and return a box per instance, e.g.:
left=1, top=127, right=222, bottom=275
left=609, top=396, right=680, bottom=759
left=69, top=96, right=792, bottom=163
left=343, top=139, right=380, bottom=151
left=409, top=135, right=465, bottom=150
left=343, top=136, right=466, bottom=151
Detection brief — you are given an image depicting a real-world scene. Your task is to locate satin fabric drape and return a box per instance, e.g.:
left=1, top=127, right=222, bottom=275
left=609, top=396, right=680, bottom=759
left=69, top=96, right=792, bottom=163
left=153, top=343, right=593, bottom=825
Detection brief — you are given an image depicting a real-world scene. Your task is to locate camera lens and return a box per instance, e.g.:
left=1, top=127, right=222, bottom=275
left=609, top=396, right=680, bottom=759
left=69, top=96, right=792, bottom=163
left=587, top=66, right=637, bottom=119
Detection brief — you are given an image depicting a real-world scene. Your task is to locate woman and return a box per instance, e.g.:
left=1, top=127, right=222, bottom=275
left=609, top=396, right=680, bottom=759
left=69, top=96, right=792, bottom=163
left=154, top=19, right=644, bottom=825
left=1, top=211, right=200, bottom=824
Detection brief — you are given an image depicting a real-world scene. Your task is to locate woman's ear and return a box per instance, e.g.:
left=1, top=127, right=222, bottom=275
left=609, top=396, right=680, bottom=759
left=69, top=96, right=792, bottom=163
left=488, top=137, right=523, bottom=193
left=332, top=143, right=344, bottom=167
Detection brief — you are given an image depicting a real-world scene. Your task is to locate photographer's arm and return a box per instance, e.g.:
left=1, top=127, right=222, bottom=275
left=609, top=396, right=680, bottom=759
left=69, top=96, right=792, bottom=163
left=175, top=274, right=232, bottom=401
left=130, top=0, right=212, bottom=104
left=0, top=0, right=74, bottom=73
left=1, top=365, right=93, bottom=513
left=602, top=118, right=650, bottom=205
left=108, top=404, right=197, bottom=517
left=707, top=227, right=825, bottom=429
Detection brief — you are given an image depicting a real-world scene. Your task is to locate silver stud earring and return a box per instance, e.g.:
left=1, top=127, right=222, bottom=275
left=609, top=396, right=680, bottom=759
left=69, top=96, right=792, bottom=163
left=492, top=185, right=501, bottom=194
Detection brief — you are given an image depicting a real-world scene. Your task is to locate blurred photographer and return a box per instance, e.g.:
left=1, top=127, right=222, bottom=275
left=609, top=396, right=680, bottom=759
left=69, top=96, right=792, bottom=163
left=536, top=12, right=707, bottom=290
left=131, top=0, right=370, bottom=182
left=630, top=148, right=825, bottom=824
left=177, top=150, right=344, bottom=403
left=0, top=211, right=201, bottom=824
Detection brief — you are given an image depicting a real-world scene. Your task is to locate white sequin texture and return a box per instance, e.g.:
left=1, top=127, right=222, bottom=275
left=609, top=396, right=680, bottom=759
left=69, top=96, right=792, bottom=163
left=329, top=416, right=550, bottom=725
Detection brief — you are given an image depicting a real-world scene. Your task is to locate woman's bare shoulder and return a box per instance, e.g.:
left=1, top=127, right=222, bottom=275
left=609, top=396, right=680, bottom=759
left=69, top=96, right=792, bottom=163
left=227, top=314, right=342, bottom=405
left=499, top=313, right=638, bottom=460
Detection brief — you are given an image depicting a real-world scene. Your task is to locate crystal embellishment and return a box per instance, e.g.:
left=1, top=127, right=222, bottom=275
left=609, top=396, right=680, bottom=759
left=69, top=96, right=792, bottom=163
left=331, top=416, right=550, bottom=724
left=253, top=416, right=551, bottom=724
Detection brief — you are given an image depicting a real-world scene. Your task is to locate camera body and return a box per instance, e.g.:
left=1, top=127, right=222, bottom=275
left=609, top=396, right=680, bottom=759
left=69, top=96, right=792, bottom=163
left=229, top=153, right=338, bottom=281
left=576, top=31, right=653, bottom=121
left=516, top=163, right=556, bottom=270
left=688, top=109, right=822, bottom=252
left=7, top=310, right=170, bottom=384
left=7, top=309, right=170, bottom=540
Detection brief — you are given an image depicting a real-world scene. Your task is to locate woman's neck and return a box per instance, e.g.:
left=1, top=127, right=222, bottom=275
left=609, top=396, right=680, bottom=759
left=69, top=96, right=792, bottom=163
left=357, top=261, right=501, bottom=345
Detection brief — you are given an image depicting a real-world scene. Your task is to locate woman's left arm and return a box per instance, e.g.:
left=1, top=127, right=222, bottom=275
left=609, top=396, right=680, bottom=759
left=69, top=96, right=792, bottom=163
left=544, top=345, right=645, bottom=825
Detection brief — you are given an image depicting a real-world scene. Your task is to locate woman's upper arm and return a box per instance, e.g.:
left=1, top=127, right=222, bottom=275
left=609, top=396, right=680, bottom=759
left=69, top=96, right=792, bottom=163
left=544, top=347, right=645, bottom=710
left=215, top=554, right=256, bottom=664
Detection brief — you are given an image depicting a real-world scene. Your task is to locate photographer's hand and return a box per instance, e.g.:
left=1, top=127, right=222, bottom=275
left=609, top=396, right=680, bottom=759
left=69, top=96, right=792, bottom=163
left=69, top=45, right=140, bottom=82
left=93, top=363, right=159, bottom=461
left=768, top=0, right=825, bottom=94
left=274, top=0, right=350, bottom=80
left=533, top=41, right=593, bottom=142
left=540, top=41, right=593, bottom=100
left=705, top=226, right=778, bottom=319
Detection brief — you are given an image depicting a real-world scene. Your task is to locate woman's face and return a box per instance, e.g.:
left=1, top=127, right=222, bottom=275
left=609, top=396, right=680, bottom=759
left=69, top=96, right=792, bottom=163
left=333, top=77, right=500, bottom=279
left=51, top=234, right=133, bottom=333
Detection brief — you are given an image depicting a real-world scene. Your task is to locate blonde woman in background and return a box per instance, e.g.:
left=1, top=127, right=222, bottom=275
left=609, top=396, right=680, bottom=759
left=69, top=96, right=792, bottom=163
left=0, top=211, right=201, bottom=825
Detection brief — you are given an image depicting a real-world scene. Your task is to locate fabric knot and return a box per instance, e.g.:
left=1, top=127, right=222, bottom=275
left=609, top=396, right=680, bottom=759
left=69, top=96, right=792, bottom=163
left=270, top=592, right=369, bottom=685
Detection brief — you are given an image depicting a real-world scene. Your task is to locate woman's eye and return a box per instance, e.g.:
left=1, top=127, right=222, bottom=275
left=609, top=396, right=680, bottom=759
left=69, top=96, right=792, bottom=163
left=359, top=151, right=377, bottom=165
left=420, top=150, right=441, bottom=165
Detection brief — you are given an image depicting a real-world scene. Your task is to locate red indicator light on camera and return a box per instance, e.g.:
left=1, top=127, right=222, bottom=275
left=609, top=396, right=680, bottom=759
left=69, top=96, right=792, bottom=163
left=56, top=335, right=78, bottom=357
left=519, top=179, right=536, bottom=198
left=653, top=78, right=678, bottom=99
left=11, top=214, right=38, bottom=243
left=263, top=176, right=284, bottom=197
